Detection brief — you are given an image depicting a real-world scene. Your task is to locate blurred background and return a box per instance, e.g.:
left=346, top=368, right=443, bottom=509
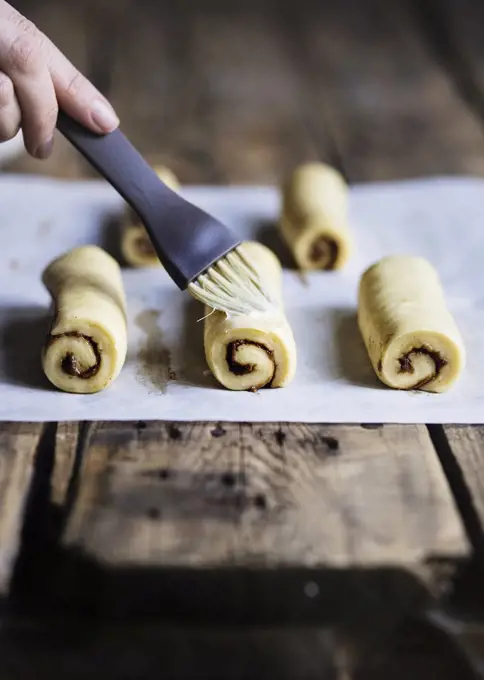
left=7, top=0, right=484, bottom=185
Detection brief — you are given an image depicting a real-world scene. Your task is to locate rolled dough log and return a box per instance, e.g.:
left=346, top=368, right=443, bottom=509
left=358, top=255, right=465, bottom=392
left=204, top=242, right=297, bottom=391
left=279, top=162, right=351, bottom=270
left=121, top=165, right=179, bottom=267
left=42, top=245, right=127, bottom=394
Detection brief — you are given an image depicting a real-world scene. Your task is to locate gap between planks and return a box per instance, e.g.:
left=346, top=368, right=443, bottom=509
left=430, top=425, right=484, bottom=556
left=0, top=424, right=42, bottom=597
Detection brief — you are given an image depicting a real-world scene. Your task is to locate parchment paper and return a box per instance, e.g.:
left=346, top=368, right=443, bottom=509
left=0, top=175, right=482, bottom=423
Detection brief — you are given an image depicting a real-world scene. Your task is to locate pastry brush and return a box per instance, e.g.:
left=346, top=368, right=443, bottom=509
left=56, top=111, right=273, bottom=316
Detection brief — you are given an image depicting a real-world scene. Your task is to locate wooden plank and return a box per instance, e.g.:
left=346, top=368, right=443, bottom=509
left=277, top=0, right=484, bottom=181
left=8, top=422, right=94, bottom=610
left=237, top=423, right=466, bottom=565
left=0, top=424, right=42, bottom=596
left=38, top=421, right=467, bottom=619
left=60, top=422, right=467, bottom=567
left=48, top=422, right=86, bottom=513
left=438, top=426, right=484, bottom=552
left=62, top=422, right=241, bottom=566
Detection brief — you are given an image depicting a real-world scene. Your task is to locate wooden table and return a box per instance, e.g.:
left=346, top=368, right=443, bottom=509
left=2, top=0, right=484, bottom=677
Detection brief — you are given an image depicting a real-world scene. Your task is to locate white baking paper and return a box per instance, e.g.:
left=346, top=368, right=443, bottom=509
left=0, top=175, right=482, bottom=423
left=0, top=131, right=24, bottom=168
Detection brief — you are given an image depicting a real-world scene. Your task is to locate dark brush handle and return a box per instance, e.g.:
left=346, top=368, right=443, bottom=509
left=56, top=110, right=171, bottom=220
left=56, top=110, right=240, bottom=289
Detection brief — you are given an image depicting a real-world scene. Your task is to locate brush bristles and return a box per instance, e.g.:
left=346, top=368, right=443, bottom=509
left=188, top=246, right=277, bottom=316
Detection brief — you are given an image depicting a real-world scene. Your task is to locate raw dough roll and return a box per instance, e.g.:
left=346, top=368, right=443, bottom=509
left=358, top=255, right=465, bottom=392
left=121, top=165, right=179, bottom=267
left=42, top=245, right=128, bottom=394
left=204, top=242, right=297, bottom=391
left=279, top=162, right=351, bottom=270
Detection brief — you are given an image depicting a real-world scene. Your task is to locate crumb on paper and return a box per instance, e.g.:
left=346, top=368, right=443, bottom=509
left=37, top=220, right=52, bottom=238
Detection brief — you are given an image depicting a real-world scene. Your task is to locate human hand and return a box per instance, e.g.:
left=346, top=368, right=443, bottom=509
left=0, top=1, right=119, bottom=159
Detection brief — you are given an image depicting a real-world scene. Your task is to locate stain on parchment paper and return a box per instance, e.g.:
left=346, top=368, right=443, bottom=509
left=37, top=220, right=52, bottom=238
left=135, top=310, right=176, bottom=394
left=297, top=270, right=309, bottom=287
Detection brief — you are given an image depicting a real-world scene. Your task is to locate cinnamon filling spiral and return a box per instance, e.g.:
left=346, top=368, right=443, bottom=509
left=226, top=340, right=276, bottom=387
left=397, top=346, right=447, bottom=389
left=47, top=331, right=102, bottom=380
left=308, top=236, right=338, bottom=270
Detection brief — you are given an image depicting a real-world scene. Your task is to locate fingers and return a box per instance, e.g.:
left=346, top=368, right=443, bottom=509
left=0, top=71, right=21, bottom=142
left=0, top=2, right=120, bottom=161
left=0, top=13, right=57, bottom=157
left=47, top=43, right=119, bottom=134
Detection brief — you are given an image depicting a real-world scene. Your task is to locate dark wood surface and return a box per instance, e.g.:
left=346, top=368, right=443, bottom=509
left=1, top=0, right=484, bottom=678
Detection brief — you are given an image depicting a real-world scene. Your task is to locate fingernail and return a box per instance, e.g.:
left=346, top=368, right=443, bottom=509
left=91, top=99, right=120, bottom=132
left=35, top=135, right=54, bottom=160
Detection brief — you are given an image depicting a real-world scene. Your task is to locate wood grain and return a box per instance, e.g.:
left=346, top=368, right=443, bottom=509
left=34, top=421, right=467, bottom=621
left=0, top=424, right=42, bottom=595
left=50, top=422, right=84, bottom=508
left=237, top=423, right=467, bottom=565
left=62, top=422, right=241, bottom=565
